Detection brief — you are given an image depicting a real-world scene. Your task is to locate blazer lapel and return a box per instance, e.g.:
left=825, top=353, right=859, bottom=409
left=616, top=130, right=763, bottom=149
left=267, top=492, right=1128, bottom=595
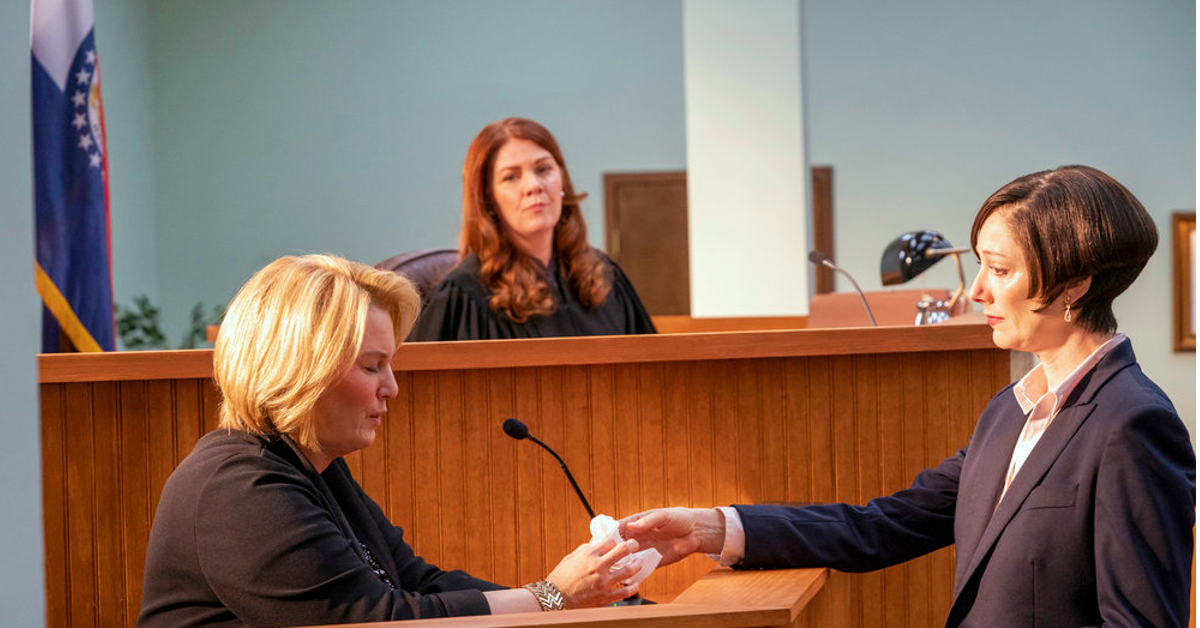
left=323, top=459, right=401, bottom=580
left=951, top=340, right=1136, bottom=605
left=951, top=394, right=1026, bottom=596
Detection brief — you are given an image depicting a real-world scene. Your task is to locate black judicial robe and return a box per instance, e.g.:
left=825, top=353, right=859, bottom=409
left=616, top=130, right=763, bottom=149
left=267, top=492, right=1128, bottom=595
left=408, top=252, right=656, bottom=341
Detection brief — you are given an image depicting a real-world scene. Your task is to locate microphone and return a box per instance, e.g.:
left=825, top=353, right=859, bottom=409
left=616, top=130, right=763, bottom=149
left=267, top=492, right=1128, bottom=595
left=808, top=250, right=878, bottom=326
left=504, top=417, right=656, bottom=606
left=502, top=418, right=596, bottom=519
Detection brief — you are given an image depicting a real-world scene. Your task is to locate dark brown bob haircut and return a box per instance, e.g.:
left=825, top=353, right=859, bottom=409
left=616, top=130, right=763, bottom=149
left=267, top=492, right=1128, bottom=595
left=969, top=165, right=1157, bottom=334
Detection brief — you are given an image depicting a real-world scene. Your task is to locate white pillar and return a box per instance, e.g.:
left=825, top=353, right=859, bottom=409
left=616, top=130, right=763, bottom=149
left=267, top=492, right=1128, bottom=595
left=684, top=0, right=809, bottom=317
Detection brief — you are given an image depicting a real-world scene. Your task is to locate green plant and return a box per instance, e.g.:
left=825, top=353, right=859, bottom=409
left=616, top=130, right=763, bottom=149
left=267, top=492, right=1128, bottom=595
left=115, top=295, right=224, bottom=350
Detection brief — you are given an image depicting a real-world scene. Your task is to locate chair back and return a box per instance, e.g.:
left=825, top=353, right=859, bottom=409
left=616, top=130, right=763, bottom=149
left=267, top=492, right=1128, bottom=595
left=376, top=248, right=459, bottom=303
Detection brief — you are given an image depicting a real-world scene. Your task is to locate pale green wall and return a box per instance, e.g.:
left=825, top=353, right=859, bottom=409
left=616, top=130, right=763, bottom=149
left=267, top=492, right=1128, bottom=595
left=803, top=0, right=1196, bottom=427
left=1, top=2, right=45, bottom=623
left=97, top=0, right=1196, bottom=427
left=142, top=0, right=685, bottom=349
left=26, top=0, right=1200, bottom=428
left=117, top=0, right=1185, bottom=439
left=97, top=0, right=159, bottom=317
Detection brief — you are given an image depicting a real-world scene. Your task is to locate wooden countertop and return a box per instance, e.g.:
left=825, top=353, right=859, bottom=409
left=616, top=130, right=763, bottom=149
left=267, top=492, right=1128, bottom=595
left=39, top=323, right=999, bottom=384
left=315, top=567, right=828, bottom=628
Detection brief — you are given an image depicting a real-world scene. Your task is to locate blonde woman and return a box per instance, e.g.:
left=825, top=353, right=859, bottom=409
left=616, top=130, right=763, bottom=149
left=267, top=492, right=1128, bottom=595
left=138, top=254, right=641, bottom=627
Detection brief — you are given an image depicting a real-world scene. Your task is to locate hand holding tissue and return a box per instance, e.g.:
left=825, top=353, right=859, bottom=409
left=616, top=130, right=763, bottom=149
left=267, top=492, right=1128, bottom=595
left=591, top=514, right=661, bottom=587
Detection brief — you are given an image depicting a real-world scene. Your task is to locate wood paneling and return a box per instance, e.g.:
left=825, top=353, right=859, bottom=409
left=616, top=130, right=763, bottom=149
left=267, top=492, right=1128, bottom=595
left=40, top=329, right=1011, bottom=628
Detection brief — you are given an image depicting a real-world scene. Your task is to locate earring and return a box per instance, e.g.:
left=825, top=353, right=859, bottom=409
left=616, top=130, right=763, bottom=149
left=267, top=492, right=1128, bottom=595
left=560, top=190, right=565, bottom=198
left=1063, top=295, right=1072, bottom=323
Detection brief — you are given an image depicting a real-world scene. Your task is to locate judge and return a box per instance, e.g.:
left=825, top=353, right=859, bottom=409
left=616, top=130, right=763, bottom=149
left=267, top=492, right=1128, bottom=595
left=408, top=117, right=655, bottom=341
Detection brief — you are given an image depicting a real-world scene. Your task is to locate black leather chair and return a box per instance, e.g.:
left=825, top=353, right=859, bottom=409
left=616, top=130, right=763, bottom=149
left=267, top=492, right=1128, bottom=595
left=375, top=248, right=459, bottom=304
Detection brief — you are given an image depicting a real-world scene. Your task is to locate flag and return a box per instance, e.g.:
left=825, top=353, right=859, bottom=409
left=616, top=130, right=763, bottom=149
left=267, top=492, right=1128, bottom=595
left=31, top=0, right=114, bottom=352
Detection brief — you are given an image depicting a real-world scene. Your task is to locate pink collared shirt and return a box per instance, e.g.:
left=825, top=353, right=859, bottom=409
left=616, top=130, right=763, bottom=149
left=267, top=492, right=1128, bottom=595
left=995, top=333, right=1125, bottom=507
left=711, top=334, right=1127, bottom=566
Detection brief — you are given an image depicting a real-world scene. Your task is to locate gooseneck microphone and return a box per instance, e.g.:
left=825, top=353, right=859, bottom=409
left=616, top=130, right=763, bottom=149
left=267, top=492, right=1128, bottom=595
left=808, top=250, right=878, bottom=326
left=505, top=418, right=655, bottom=606
left=502, top=418, right=596, bottom=518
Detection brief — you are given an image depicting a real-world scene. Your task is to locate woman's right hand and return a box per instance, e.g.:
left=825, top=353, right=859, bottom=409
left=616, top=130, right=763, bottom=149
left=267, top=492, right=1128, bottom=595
left=545, top=538, right=642, bottom=608
left=618, top=507, right=725, bottom=567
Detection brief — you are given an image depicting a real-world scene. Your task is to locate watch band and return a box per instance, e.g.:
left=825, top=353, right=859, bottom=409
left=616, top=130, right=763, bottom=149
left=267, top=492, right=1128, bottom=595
left=523, top=580, right=566, bottom=611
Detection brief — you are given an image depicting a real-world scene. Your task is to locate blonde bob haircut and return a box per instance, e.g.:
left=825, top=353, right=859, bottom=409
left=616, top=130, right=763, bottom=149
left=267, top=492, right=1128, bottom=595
left=213, top=254, right=420, bottom=453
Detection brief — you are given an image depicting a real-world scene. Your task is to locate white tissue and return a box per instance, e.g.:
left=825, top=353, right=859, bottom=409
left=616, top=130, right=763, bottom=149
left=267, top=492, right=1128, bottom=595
left=590, top=514, right=661, bottom=586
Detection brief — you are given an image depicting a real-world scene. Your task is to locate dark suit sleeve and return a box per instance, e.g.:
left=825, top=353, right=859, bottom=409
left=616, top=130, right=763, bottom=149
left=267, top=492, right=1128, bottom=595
left=735, top=446, right=962, bottom=572
left=194, top=454, right=493, bottom=626
left=1093, top=403, right=1195, bottom=628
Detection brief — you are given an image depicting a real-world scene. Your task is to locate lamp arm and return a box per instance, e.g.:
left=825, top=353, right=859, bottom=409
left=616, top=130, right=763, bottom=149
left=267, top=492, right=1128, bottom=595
left=947, top=252, right=965, bottom=311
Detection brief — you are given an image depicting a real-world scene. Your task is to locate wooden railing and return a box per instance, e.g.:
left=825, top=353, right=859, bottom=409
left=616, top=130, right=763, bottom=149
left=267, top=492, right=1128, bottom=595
left=40, top=325, right=1012, bottom=628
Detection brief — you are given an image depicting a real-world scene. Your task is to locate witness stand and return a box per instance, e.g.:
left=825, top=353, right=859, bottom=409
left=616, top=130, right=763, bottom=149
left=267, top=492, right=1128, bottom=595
left=39, top=324, right=1011, bottom=628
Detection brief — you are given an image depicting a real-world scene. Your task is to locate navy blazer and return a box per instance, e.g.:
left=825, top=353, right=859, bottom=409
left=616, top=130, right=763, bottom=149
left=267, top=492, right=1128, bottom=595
left=734, top=340, right=1195, bottom=627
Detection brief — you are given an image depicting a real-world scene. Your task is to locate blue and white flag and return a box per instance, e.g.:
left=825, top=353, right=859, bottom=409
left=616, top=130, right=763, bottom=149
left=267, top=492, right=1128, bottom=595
left=31, top=0, right=115, bottom=352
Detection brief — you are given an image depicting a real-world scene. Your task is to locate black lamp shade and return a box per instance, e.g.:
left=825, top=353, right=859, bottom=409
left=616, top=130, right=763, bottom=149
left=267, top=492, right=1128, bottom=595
left=880, top=230, right=954, bottom=286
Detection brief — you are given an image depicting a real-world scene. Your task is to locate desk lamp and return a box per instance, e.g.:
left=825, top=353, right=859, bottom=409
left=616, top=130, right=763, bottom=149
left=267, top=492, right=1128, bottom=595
left=880, top=230, right=970, bottom=323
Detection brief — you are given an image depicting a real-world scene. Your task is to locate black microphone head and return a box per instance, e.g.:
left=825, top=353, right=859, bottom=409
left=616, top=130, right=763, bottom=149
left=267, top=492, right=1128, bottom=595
left=502, top=418, right=529, bottom=440
left=808, top=250, right=830, bottom=265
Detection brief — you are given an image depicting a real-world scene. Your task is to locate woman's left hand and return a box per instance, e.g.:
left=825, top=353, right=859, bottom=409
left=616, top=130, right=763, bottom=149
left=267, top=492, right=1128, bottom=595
left=545, top=538, right=642, bottom=608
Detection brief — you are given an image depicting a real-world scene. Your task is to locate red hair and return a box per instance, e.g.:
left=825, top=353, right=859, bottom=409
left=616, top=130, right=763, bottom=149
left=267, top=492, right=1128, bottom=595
left=460, top=118, right=611, bottom=323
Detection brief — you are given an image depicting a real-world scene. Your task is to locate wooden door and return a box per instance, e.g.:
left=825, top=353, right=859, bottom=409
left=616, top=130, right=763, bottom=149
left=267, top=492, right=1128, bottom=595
left=603, top=172, right=691, bottom=315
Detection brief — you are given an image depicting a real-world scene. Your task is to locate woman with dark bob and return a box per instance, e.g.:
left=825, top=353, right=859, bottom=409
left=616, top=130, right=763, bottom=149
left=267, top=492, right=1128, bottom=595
left=618, top=166, right=1195, bottom=627
left=138, top=255, right=643, bottom=627
left=408, top=117, right=656, bottom=341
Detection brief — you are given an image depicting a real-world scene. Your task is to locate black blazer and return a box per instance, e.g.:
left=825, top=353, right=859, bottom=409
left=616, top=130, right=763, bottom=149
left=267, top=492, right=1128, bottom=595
left=733, top=339, right=1195, bottom=627
left=138, top=430, right=504, bottom=627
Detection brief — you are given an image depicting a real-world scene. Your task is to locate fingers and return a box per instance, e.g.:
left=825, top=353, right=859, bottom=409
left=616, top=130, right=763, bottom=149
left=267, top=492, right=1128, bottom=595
left=620, top=509, right=669, bottom=534
left=608, top=581, right=640, bottom=605
left=617, top=512, right=645, bottom=536
left=610, top=556, right=644, bottom=584
left=600, top=538, right=638, bottom=567
left=582, top=536, right=617, bottom=557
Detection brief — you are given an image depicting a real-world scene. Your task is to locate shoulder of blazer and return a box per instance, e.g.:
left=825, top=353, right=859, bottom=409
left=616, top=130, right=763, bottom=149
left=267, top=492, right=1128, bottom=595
left=1066, top=339, right=1172, bottom=413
